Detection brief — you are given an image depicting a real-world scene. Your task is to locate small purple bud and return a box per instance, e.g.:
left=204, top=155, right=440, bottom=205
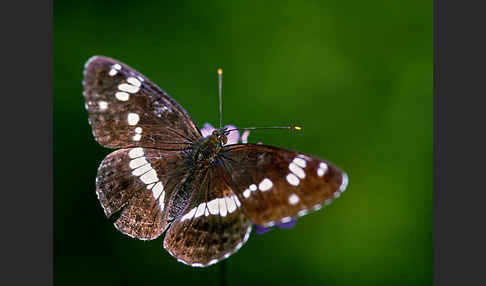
left=254, top=225, right=272, bottom=234
left=254, top=217, right=297, bottom=234
left=224, top=125, right=239, bottom=145
left=241, top=130, right=250, bottom=143
left=200, top=123, right=215, bottom=138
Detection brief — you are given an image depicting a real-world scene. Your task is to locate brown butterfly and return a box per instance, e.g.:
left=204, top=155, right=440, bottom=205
left=83, top=56, right=349, bottom=267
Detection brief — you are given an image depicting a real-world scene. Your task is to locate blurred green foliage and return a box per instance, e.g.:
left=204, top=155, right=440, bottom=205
left=54, top=1, right=432, bottom=285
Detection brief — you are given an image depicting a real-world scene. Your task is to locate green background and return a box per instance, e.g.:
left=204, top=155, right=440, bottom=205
left=54, top=1, right=432, bottom=285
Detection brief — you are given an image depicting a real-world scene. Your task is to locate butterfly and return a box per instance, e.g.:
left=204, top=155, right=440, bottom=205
left=83, top=56, right=349, bottom=267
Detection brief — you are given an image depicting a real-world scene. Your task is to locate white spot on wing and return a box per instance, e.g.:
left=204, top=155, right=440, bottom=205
left=115, top=91, right=130, bottom=101
left=113, top=64, right=121, bottom=70
left=135, top=127, right=142, bottom=134
left=286, top=173, right=300, bottom=186
left=127, top=113, right=140, bottom=125
left=297, top=154, right=311, bottom=161
left=118, top=83, right=140, bottom=93
left=293, top=157, right=307, bottom=168
left=132, top=134, right=142, bottom=141
left=181, top=207, right=197, bottom=221
left=249, top=184, right=257, bottom=191
left=152, top=182, right=164, bottom=198
left=243, top=189, right=251, bottom=198
left=207, top=199, right=220, bottom=215
left=225, top=196, right=237, bottom=213
left=317, top=162, right=328, bottom=177
left=146, top=183, right=155, bottom=190
left=131, top=164, right=151, bottom=176
left=109, top=69, right=117, bottom=76
left=129, top=157, right=148, bottom=169
left=218, top=198, right=228, bottom=217
left=258, top=178, right=273, bottom=192
left=98, top=101, right=108, bottom=110
left=289, top=162, right=305, bottom=179
left=233, top=195, right=241, bottom=207
left=128, top=147, right=144, bottom=158
left=194, top=203, right=206, bottom=218
left=288, top=193, right=300, bottom=205
left=140, top=169, right=158, bottom=184
left=127, top=77, right=142, bottom=87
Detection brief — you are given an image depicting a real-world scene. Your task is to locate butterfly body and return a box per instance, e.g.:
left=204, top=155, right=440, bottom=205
left=191, top=129, right=227, bottom=164
left=84, top=56, right=349, bottom=267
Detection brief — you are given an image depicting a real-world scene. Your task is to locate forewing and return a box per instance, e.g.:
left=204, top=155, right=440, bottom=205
left=83, top=56, right=201, bottom=149
left=163, top=163, right=252, bottom=267
left=221, top=144, right=349, bottom=226
left=96, top=147, right=186, bottom=240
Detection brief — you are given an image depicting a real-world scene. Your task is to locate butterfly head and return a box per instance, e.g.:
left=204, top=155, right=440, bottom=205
left=210, top=128, right=229, bottom=146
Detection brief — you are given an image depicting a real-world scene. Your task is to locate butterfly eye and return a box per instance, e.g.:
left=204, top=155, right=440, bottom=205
left=221, top=135, right=228, bottom=145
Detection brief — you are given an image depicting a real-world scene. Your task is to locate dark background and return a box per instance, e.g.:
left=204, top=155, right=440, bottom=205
left=54, top=1, right=431, bottom=285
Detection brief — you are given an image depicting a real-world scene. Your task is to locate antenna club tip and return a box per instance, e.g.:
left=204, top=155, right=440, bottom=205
left=294, top=126, right=302, bottom=130
left=217, top=68, right=223, bottom=75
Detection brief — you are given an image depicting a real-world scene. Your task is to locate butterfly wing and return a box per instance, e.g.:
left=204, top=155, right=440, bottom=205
left=83, top=56, right=201, bottom=149
left=220, top=144, right=349, bottom=226
left=96, top=147, right=187, bottom=240
left=163, top=163, right=252, bottom=267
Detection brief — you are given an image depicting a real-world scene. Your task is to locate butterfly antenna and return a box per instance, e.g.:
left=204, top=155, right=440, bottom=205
left=226, top=126, right=302, bottom=133
left=218, top=68, right=223, bottom=128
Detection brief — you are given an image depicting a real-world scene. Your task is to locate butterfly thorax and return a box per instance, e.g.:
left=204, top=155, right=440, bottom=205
left=191, top=128, right=228, bottom=165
